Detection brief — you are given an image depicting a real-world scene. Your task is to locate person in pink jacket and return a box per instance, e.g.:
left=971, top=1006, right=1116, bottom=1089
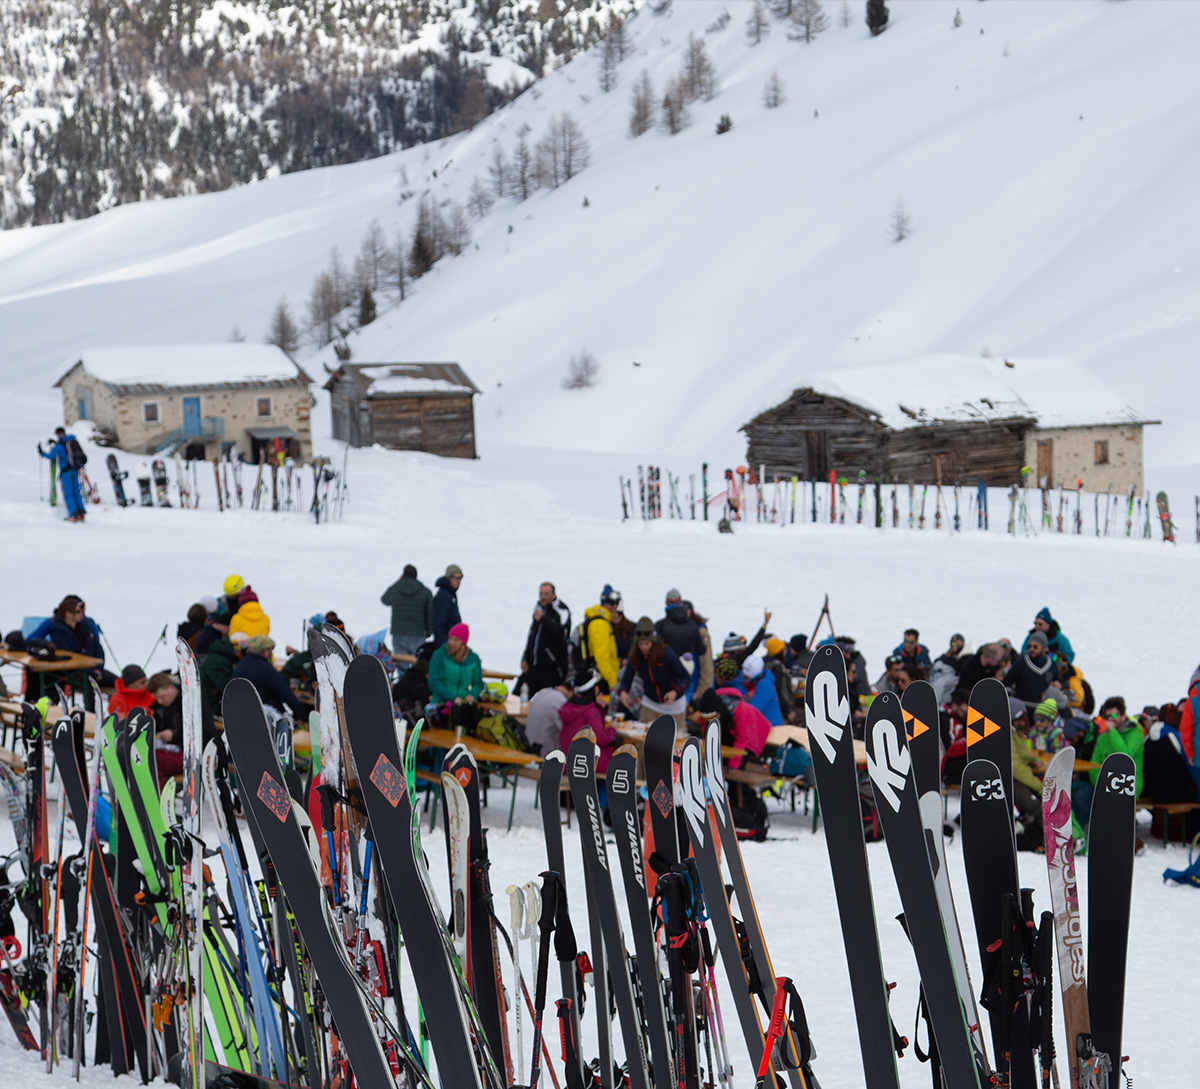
left=557, top=667, right=620, bottom=775
left=713, top=686, right=772, bottom=770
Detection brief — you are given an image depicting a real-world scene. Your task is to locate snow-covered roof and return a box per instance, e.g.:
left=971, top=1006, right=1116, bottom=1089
left=324, top=363, right=478, bottom=397
left=804, top=355, right=1155, bottom=431
left=57, top=344, right=308, bottom=392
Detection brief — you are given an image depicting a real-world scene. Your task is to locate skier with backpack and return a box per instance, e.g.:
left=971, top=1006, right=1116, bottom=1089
left=570, top=584, right=623, bottom=691
left=38, top=427, right=87, bottom=522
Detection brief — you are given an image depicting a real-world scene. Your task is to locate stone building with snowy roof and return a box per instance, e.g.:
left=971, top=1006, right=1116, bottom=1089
left=741, top=356, right=1158, bottom=493
left=55, top=344, right=313, bottom=461
left=324, top=363, right=479, bottom=459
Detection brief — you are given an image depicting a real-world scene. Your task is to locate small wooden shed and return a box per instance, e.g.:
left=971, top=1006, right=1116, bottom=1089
left=324, top=363, right=479, bottom=458
left=741, top=356, right=1156, bottom=492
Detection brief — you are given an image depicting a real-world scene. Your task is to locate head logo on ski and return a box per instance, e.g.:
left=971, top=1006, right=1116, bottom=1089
left=369, top=753, right=405, bottom=807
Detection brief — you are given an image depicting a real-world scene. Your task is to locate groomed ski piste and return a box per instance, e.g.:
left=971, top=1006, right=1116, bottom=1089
left=2, top=1, right=1200, bottom=1087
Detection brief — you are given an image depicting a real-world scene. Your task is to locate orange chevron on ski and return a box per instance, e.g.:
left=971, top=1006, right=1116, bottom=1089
left=965, top=705, right=1000, bottom=747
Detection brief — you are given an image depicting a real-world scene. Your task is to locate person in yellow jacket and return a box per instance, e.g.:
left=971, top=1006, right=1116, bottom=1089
left=229, top=586, right=270, bottom=639
left=577, top=586, right=622, bottom=691
left=1010, top=697, right=1047, bottom=849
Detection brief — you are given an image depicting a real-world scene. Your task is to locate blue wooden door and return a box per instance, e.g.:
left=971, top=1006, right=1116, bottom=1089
left=182, top=397, right=201, bottom=435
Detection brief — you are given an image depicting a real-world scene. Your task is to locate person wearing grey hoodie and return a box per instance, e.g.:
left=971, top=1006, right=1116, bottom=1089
left=381, top=565, right=433, bottom=655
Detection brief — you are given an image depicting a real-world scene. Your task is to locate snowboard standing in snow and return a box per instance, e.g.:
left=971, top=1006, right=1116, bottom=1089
left=106, top=454, right=132, bottom=506
left=1156, top=490, right=1175, bottom=542
left=1088, top=752, right=1137, bottom=1082
left=152, top=459, right=171, bottom=507
left=803, top=645, right=904, bottom=1089
left=137, top=463, right=153, bottom=506
left=864, top=693, right=985, bottom=1089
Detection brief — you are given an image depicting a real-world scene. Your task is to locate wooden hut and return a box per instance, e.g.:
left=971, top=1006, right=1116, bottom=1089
left=325, top=363, right=479, bottom=458
left=741, top=356, right=1156, bottom=492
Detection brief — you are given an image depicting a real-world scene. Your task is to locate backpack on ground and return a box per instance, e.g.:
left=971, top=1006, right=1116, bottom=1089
left=730, top=790, right=770, bottom=841
left=65, top=437, right=87, bottom=468
left=472, top=713, right=529, bottom=752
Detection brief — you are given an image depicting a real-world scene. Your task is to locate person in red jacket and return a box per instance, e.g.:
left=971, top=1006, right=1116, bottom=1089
left=557, top=667, right=620, bottom=776
left=109, top=665, right=155, bottom=720
left=1179, top=679, right=1200, bottom=792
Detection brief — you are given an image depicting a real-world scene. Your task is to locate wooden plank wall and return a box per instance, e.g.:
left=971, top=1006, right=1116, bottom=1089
left=744, top=390, right=887, bottom=478
left=886, top=421, right=1028, bottom=484
left=743, top=390, right=1032, bottom=484
left=365, top=395, right=476, bottom=459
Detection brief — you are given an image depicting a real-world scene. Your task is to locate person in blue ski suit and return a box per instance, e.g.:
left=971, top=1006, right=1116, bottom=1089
left=39, top=427, right=85, bottom=521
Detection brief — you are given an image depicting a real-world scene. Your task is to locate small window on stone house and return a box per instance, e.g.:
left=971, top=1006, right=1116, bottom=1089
left=256, top=397, right=271, bottom=417
left=1094, top=440, right=1109, bottom=465
left=144, top=402, right=159, bottom=423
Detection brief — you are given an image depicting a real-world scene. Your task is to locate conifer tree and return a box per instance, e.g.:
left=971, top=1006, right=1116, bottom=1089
left=266, top=297, right=301, bottom=355
left=629, top=72, right=655, bottom=137
left=867, top=0, right=889, bottom=36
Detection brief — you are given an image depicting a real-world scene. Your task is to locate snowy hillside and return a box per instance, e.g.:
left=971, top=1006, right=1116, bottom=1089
left=0, top=0, right=634, bottom=226
left=2, top=0, right=1199, bottom=491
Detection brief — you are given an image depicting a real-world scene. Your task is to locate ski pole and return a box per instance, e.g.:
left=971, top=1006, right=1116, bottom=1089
left=529, top=870, right=560, bottom=1089
left=316, top=785, right=342, bottom=908
left=754, top=980, right=791, bottom=1088
left=141, top=624, right=168, bottom=672
left=98, top=625, right=123, bottom=671
left=507, top=884, right=527, bottom=1086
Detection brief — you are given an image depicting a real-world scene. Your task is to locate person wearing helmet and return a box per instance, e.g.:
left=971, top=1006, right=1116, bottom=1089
left=570, top=585, right=623, bottom=692
left=219, top=574, right=245, bottom=619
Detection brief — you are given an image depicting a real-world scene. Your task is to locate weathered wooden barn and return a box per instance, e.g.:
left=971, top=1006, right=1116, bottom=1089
left=742, top=356, right=1157, bottom=492
left=325, top=363, right=479, bottom=458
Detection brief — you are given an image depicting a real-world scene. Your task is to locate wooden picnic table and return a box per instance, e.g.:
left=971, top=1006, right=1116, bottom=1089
left=0, top=646, right=104, bottom=704
left=416, top=726, right=542, bottom=831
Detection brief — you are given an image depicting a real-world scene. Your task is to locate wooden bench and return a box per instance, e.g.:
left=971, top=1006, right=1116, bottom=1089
left=1137, top=797, right=1200, bottom=846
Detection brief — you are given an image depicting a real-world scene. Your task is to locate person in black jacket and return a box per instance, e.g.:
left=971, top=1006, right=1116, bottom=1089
left=431, top=564, right=463, bottom=647
left=656, top=588, right=705, bottom=667
left=381, top=565, right=433, bottom=656
left=231, top=635, right=307, bottom=719
left=1004, top=630, right=1057, bottom=706
left=520, top=582, right=571, bottom=696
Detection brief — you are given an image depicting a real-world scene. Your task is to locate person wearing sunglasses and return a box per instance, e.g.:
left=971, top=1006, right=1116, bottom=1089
left=875, top=653, right=906, bottom=695
left=1089, top=696, right=1146, bottom=798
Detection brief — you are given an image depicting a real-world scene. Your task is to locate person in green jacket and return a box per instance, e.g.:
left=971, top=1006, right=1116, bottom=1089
left=428, top=622, right=484, bottom=735
left=1010, top=697, right=1047, bottom=849
left=1089, top=696, right=1146, bottom=797
left=200, top=633, right=243, bottom=716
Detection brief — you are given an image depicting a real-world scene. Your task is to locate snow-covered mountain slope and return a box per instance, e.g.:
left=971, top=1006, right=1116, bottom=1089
left=0, top=0, right=634, bottom=226
left=2, top=0, right=1199, bottom=486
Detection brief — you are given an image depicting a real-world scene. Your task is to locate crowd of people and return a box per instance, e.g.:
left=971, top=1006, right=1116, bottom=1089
left=7, top=573, right=1200, bottom=850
